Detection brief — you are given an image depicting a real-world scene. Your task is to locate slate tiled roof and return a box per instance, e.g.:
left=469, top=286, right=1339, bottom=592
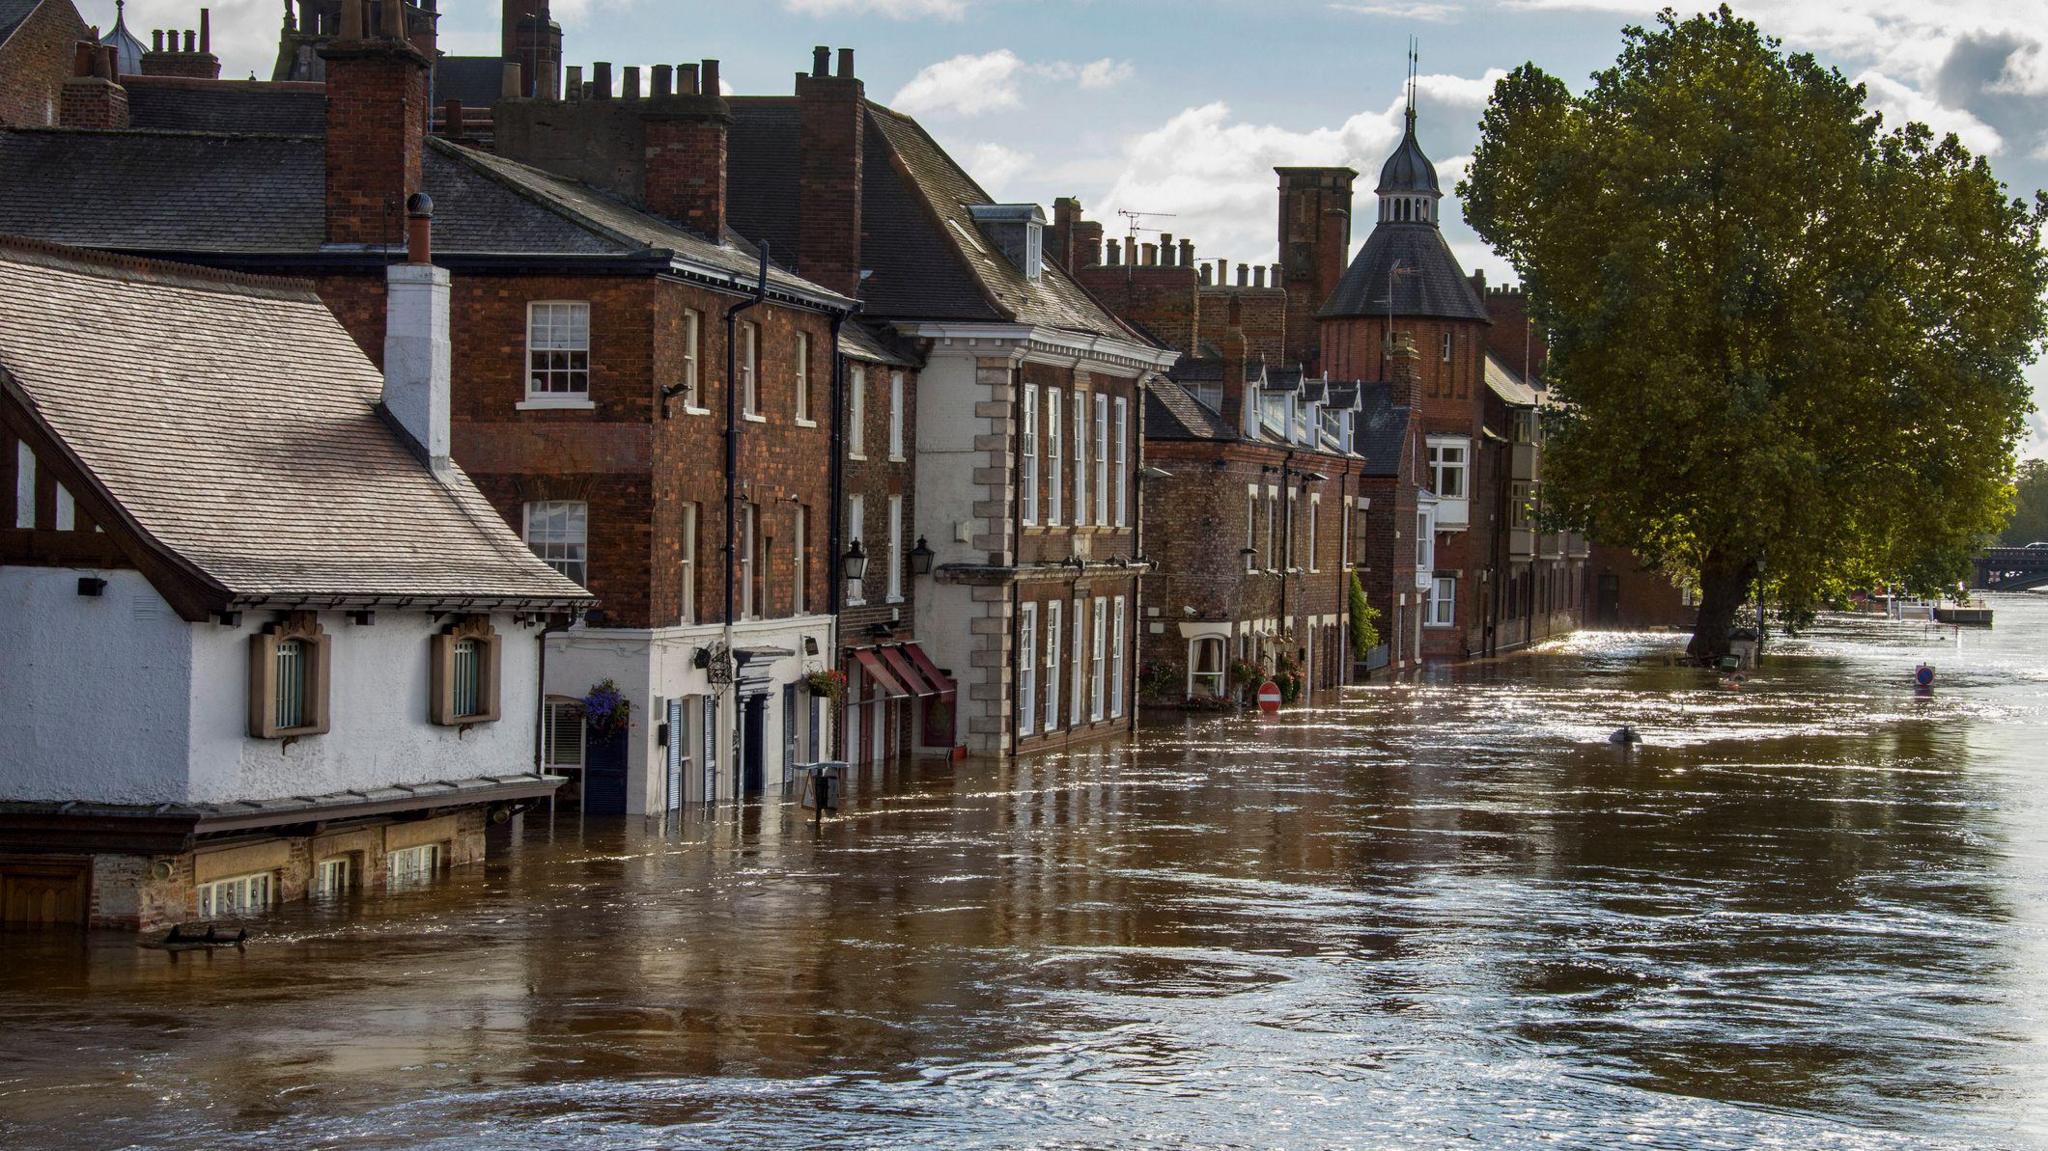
left=123, top=79, right=326, bottom=135
left=0, top=238, right=592, bottom=606
left=1166, top=358, right=1225, bottom=384
left=1354, top=381, right=1411, bottom=477
left=725, top=97, right=1142, bottom=339
left=1320, top=222, right=1491, bottom=323
left=0, top=128, right=851, bottom=304
left=838, top=319, right=920, bottom=367
left=1485, top=352, right=1539, bottom=407
left=0, top=0, right=40, bottom=46
left=1145, top=379, right=1233, bottom=441
left=1327, top=381, right=1362, bottom=411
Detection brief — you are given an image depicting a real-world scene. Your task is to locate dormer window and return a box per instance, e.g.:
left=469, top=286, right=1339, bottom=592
left=968, top=204, right=1047, bottom=282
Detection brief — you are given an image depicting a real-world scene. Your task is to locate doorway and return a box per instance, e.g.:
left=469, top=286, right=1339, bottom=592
left=1596, top=573, right=1622, bottom=626
left=1, top=861, right=89, bottom=927
left=741, top=695, right=767, bottom=795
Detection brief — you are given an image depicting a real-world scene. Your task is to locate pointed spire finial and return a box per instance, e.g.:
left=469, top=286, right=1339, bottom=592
left=1405, top=37, right=1419, bottom=133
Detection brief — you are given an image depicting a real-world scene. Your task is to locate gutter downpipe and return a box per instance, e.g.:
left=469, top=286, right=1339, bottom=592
left=722, top=243, right=770, bottom=796
left=826, top=303, right=858, bottom=758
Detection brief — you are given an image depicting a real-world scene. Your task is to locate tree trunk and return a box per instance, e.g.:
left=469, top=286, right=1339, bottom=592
left=1686, top=555, right=1760, bottom=663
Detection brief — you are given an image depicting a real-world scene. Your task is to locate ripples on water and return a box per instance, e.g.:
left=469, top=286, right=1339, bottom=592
left=3, top=601, right=2047, bottom=1149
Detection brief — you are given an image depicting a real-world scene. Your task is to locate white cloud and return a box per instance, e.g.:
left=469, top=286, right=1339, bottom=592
left=1093, top=71, right=1505, bottom=266
left=891, top=50, right=1135, bottom=118
left=1328, top=2, right=1463, bottom=20
left=964, top=142, right=1034, bottom=197
left=782, top=0, right=971, bottom=18
left=1857, top=71, right=2003, bottom=154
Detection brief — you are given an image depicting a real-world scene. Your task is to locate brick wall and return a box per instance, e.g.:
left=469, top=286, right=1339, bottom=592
left=1014, top=363, right=1142, bottom=569
left=1198, top=286, right=1286, bottom=365
left=320, top=36, right=428, bottom=246
left=796, top=59, right=864, bottom=299
left=1074, top=262, right=1201, bottom=357
left=0, top=0, right=88, bottom=128
left=839, top=355, right=918, bottom=646
left=1276, top=167, right=1354, bottom=373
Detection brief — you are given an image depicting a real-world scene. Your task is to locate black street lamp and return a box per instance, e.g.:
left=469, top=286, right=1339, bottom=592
left=909, top=536, right=935, bottom=576
left=844, top=539, right=869, bottom=587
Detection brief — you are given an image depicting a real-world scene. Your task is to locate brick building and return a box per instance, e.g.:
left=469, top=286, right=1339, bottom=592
left=0, top=0, right=87, bottom=127
left=1052, top=198, right=1414, bottom=700
left=0, top=4, right=865, bottom=813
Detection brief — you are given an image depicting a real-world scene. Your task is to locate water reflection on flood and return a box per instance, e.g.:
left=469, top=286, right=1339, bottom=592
left=4, top=601, right=2048, bottom=1149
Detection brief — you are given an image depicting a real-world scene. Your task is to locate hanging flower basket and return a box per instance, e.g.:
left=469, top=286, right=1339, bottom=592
left=805, top=668, right=848, bottom=706
left=582, top=679, right=632, bottom=742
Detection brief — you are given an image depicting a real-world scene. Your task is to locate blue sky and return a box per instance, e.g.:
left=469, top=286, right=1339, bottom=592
left=100, top=0, right=2048, bottom=453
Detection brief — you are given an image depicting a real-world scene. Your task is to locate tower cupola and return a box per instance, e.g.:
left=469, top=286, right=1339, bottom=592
left=1376, top=48, right=1441, bottom=227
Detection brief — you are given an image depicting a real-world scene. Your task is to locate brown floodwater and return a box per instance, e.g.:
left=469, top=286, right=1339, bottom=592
left=3, top=599, right=2047, bottom=1150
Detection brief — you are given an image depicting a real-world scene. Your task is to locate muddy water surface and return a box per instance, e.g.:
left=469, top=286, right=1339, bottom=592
left=3, top=600, right=2047, bottom=1149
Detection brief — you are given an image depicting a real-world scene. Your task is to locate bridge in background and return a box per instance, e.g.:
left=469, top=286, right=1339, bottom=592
left=1975, top=546, right=2048, bottom=591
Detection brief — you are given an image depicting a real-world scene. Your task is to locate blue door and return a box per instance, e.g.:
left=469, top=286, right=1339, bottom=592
left=583, top=723, right=629, bottom=815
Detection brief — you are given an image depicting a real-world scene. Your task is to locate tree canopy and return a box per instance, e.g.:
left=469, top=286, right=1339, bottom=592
left=1461, top=5, right=2048, bottom=657
left=2002, top=459, right=2048, bottom=547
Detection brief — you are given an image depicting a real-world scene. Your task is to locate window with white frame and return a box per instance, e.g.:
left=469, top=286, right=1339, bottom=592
left=848, top=365, right=867, bottom=458
left=1021, top=385, right=1039, bottom=526
left=523, top=501, right=588, bottom=586
left=198, top=872, right=273, bottom=919
left=1340, top=496, right=1351, bottom=568
left=846, top=496, right=866, bottom=606
left=1427, top=575, right=1457, bottom=627
left=888, top=372, right=905, bottom=459
left=680, top=503, right=699, bottom=623
left=1244, top=486, right=1258, bottom=572
left=680, top=308, right=702, bottom=409
left=1094, top=394, right=1110, bottom=525
left=1073, top=391, right=1089, bottom=526
left=1265, top=488, right=1277, bottom=570
left=1089, top=597, right=1107, bottom=721
left=739, top=321, right=761, bottom=417
left=1428, top=436, right=1471, bottom=529
left=1308, top=494, right=1321, bottom=571
left=1047, top=388, right=1064, bottom=525
left=739, top=501, right=758, bottom=619
left=1114, top=396, right=1129, bottom=527
left=886, top=495, right=903, bottom=603
left=1017, top=602, right=1038, bottom=737
left=543, top=698, right=585, bottom=773
left=1287, top=489, right=1300, bottom=570
left=1043, top=600, right=1062, bottom=730
left=1190, top=636, right=1226, bottom=698
left=1417, top=509, right=1436, bottom=572
left=1354, top=501, right=1371, bottom=565
left=313, top=856, right=353, bottom=898
left=1110, top=595, right=1126, bottom=718
left=1072, top=600, right=1086, bottom=721
left=388, top=843, right=441, bottom=889
left=794, top=332, right=812, bottom=423
left=1441, top=331, right=1453, bottom=361
left=792, top=503, right=808, bottom=615
left=525, top=302, right=590, bottom=401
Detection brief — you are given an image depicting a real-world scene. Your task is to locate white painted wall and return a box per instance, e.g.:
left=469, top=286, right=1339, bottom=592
left=911, top=346, right=998, bottom=695
left=0, top=565, right=545, bottom=807
left=184, top=608, right=542, bottom=805
left=0, top=568, right=195, bottom=804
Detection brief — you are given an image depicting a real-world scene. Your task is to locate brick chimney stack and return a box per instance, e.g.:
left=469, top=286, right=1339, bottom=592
left=797, top=45, right=865, bottom=298
left=1388, top=331, right=1421, bottom=409
left=61, top=41, right=130, bottom=130
left=642, top=59, right=732, bottom=239
left=1220, top=295, right=1249, bottom=437
left=502, top=0, right=560, bottom=98
left=1051, top=197, right=1081, bottom=270
left=320, top=0, right=430, bottom=248
left=140, top=8, right=222, bottom=79
left=1275, top=166, right=1355, bottom=373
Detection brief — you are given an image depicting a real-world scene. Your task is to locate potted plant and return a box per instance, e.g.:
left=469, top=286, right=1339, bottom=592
left=804, top=667, right=848, bottom=706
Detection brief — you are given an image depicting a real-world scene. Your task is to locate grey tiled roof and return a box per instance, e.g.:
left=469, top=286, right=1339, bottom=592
left=1327, top=381, right=1362, bottom=411
left=0, top=0, right=39, bottom=46
left=1485, top=352, right=1539, bottom=407
left=123, top=79, right=326, bottom=135
left=0, top=239, right=592, bottom=606
left=1166, top=357, right=1225, bottom=384
left=1145, top=379, right=1233, bottom=441
left=838, top=319, right=920, bottom=367
left=1320, top=222, right=1491, bottom=323
left=1354, top=381, right=1411, bottom=478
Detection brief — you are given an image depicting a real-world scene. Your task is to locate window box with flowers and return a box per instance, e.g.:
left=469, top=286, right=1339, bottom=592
left=805, top=668, right=848, bottom=707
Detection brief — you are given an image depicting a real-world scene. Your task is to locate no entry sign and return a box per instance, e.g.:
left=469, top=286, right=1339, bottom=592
left=1258, top=681, right=1283, bottom=714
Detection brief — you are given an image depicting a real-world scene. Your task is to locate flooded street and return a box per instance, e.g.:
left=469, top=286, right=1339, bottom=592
left=4, top=599, right=2047, bottom=1150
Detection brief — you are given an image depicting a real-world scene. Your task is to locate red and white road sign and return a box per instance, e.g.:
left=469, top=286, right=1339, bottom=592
left=1257, top=681, right=1283, bottom=714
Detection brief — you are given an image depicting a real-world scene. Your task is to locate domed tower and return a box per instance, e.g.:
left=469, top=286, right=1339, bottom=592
left=1316, top=62, right=1490, bottom=401
left=100, top=1, right=148, bottom=77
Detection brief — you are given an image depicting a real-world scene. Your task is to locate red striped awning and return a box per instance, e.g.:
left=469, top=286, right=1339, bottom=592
left=880, top=646, right=936, bottom=697
left=853, top=648, right=910, bottom=699
left=902, top=643, right=956, bottom=699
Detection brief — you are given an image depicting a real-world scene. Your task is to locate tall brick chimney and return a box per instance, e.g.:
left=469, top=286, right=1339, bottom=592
left=501, top=0, right=560, bottom=98
left=1051, top=197, right=1082, bottom=270
left=797, top=46, right=865, bottom=298
left=60, top=42, right=130, bottom=130
left=320, top=0, right=430, bottom=248
left=642, top=60, right=731, bottom=239
left=1275, top=166, right=1355, bottom=373
left=1219, top=295, right=1250, bottom=437
left=1388, top=330, right=1421, bottom=409
left=140, top=9, right=221, bottom=79
left=383, top=193, right=452, bottom=472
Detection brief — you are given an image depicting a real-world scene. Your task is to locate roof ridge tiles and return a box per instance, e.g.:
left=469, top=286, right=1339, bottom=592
left=3, top=124, right=322, bottom=143
left=0, top=234, right=319, bottom=301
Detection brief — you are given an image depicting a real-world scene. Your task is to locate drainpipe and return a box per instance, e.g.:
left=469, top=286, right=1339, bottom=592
left=825, top=304, right=857, bottom=759
left=722, top=243, right=770, bottom=789
left=1009, top=360, right=1025, bottom=759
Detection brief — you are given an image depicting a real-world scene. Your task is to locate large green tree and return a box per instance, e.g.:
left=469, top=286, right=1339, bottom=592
left=1462, top=6, right=2048, bottom=659
left=2002, top=459, right=2048, bottom=547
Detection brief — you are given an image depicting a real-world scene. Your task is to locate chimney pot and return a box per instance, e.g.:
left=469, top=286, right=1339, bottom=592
left=1236, top=263, right=1248, bottom=286
left=1253, top=267, right=1266, bottom=288
left=701, top=59, right=720, bottom=95
left=1142, top=242, right=1158, bottom=266
left=565, top=64, right=583, bottom=99
left=182, top=29, right=195, bottom=53
left=72, top=40, right=95, bottom=77
left=1106, top=239, right=1121, bottom=265
left=652, top=64, right=673, bottom=98
left=339, top=0, right=362, bottom=39
left=1199, top=266, right=1212, bottom=286
left=199, top=9, right=210, bottom=54
left=592, top=61, right=612, bottom=99
left=1180, top=239, right=1195, bottom=267
left=812, top=45, right=829, bottom=77
left=99, top=43, right=118, bottom=79
left=151, top=29, right=163, bottom=52
left=378, top=0, right=403, bottom=39
left=623, top=65, right=641, bottom=100
left=501, top=61, right=522, bottom=100
left=406, top=192, right=434, bottom=265
left=837, top=47, right=855, bottom=78
left=678, top=62, right=699, bottom=94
